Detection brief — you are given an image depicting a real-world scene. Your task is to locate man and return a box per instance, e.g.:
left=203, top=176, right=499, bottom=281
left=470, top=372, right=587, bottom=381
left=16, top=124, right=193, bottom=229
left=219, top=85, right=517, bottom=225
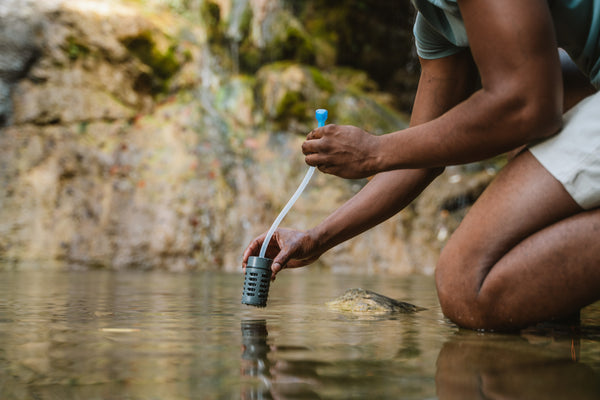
left=243, top=0, right=600, bottom=331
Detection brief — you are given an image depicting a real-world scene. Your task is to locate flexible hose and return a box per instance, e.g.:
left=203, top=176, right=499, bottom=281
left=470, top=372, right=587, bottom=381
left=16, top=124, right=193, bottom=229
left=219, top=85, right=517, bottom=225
left=259, top=109, right=328, bottom=258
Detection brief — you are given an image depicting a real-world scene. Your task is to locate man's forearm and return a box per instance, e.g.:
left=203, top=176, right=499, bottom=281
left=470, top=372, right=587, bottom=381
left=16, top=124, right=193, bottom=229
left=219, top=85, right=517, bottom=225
left=308, top=167, right=443, bottom=254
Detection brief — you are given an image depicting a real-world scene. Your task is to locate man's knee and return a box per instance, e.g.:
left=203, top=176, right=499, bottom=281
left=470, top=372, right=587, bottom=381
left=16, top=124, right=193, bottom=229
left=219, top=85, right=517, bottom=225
left=435, top=243, right=496, bottom=330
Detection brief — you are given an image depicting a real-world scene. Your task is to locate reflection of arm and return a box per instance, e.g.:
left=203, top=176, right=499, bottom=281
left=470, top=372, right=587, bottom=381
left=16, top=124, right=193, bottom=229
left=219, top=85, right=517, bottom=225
left=309, top=51, right=479, bottom=254
left=377, top=0, right=563, bottom=171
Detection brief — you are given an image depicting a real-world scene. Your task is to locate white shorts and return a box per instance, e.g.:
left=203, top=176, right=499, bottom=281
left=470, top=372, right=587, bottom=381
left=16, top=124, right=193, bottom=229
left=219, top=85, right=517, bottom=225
left=530, top=91, right=600, bottom=210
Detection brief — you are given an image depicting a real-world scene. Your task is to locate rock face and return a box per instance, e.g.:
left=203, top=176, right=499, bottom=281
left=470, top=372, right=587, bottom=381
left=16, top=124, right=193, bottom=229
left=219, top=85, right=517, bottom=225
left=326, top=288, right=424, bottom=314
left=0, top=0, right=40, bottom=127
left=0, top=0, right=498, bottom=273
left=0, top=0, right=201, bottom=270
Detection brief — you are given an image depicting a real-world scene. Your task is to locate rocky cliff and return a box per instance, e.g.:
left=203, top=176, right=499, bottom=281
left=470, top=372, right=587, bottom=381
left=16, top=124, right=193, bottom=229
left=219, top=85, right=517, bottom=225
left=0, top=0, right=498, bottom=274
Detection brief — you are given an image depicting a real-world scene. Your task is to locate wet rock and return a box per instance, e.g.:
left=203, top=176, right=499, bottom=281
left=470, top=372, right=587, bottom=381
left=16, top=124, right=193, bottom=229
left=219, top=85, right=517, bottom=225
left=326, top=288, right=424, bottom=314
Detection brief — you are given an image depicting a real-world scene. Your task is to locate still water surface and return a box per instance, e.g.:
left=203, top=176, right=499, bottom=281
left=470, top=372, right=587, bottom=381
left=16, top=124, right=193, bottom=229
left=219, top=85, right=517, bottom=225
left=0, top=268, right=599, bottom=399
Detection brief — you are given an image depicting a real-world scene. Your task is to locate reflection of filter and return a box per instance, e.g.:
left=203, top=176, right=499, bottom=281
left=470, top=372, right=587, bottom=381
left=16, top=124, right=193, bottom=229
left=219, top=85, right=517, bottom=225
left=241, top=319, right=271, bottom=388
left=242, top=256, right=272, bottom=307
left=241, top=319, right=269, bottom=361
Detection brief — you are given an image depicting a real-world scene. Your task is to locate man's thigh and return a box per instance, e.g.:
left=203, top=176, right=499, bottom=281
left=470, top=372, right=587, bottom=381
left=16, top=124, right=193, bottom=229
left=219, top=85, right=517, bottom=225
left=442, top=150, right=582, bottom=275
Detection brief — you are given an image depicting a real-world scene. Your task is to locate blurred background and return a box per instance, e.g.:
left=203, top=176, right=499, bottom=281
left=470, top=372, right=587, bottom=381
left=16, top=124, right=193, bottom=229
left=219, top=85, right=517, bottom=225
left=0, top=0, right=503, bottom=274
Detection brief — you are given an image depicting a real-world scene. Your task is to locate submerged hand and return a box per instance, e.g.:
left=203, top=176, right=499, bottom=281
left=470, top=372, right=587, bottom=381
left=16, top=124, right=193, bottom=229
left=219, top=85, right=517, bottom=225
left=302, top=124, right=382, bottom=179
left=242, top=228, right=322, bottom=279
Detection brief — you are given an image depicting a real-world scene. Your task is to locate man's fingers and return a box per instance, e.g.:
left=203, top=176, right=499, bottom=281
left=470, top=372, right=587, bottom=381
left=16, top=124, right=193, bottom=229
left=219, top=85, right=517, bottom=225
left=242, top=234, right=267, bottom=268
left=271, top=241, right=295, bottom=277
left=304, top=152, right=318, bottom=166
left=317, top=164, right=331, bottom=174
left=306, top=126, right=327, bottom=140
left=302, top=137, right=321, bottom=155
left=272, top=255, right=287, bottom=276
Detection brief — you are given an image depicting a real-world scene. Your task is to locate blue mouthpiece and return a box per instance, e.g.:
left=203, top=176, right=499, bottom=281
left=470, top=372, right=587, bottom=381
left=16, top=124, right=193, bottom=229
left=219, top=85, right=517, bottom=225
left=315, top=109, right=328, bottom=127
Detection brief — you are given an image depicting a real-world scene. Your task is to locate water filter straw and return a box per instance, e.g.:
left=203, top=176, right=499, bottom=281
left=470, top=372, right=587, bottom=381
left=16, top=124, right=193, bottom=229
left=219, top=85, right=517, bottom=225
left=258, top=109, right=328, bottom=258
left=242, top=109, right=328, bottom=307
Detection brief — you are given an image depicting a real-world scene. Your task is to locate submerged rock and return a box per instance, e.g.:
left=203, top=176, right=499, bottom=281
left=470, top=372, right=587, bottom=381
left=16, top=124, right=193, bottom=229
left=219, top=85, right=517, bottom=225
left=326, top=288, right=424, bottom=314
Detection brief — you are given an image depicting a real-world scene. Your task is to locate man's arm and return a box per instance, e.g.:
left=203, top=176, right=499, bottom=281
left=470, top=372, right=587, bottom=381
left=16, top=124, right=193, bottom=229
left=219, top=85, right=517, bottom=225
left=299, top=52, right=481, bottom=262
left=303, top=0, right=563, bottom=178
left=251, top=51, right=477, bottom=273
left=245, top=51, right=480, bottom=272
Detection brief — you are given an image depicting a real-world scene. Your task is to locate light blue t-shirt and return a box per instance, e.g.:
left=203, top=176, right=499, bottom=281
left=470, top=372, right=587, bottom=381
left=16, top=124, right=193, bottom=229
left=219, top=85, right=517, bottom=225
left=412, top=0, right=600, bottom=89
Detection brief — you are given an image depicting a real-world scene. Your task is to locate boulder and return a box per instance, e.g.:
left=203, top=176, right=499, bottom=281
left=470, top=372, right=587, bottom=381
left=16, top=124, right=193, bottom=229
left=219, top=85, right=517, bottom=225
left=327, top=288, right=424, bottom=314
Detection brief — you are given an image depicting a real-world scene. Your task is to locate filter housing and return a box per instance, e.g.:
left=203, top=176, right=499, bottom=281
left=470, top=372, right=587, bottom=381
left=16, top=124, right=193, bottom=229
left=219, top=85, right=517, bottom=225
left=241, top=256, right=273, bottom=307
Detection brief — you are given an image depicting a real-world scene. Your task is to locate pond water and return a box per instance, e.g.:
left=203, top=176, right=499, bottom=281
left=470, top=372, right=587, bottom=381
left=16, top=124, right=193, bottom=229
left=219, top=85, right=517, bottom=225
left=0, top=268, right=599, bottom=399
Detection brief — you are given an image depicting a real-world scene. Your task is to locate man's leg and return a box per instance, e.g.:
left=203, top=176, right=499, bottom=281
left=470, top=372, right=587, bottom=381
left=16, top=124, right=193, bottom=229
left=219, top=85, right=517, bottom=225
left=436, top=150, right=600, bottom=330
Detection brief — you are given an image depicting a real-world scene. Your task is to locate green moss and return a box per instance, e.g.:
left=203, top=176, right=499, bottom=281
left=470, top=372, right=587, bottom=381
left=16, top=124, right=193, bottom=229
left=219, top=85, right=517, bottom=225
left=238, top=5, right=253, bottom=39
left=276, top=90, right=307, bottom=122
left=308, top=67, right=334, bottom=93
left=273, top=23, right=316, bottom=64
left=121, top=31, right=181, bottom=94
left=66, top=37, right=90, bottom=60
left=78, top=121, right=89, bottom=135
left=201, top=1, right=223, bottom=44
left=239, top=42, right=262, bottom=73
left=238, top=10, right=316, bottom=72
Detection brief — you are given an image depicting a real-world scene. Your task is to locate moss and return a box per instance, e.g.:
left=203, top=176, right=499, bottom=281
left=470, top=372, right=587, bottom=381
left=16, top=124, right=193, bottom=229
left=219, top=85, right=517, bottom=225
left=78, top=121, right=89, bottom=135
left=121, top=31, right=181, bottom=95
left=272, top=23, right=316, bottom=65
left=307, top=67, right=334, bottom=93
left=201, top=1, right=223, bottom=43
left=238, top=10, right=316, bottom=73
left=66, top=37, right=90, bottom=60
left=282, top=26, right=315, bottom=63
left=239, top=42, right=262, bottom=73
left=275, top=90, right=307, bottom=122
left=238, top=5, right=253, bottom=40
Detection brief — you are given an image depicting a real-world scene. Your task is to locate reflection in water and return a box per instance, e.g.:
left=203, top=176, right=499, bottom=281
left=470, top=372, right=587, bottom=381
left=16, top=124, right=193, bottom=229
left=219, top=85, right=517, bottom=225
left=241, top=318, right=600, bottom=400
left=240, top=319, right=322, bottom=399
left=0, top=269, right=598, bottom=399
left=241, top=319, right=272, bottom=399
left=436, top=330, right=600, bottom=400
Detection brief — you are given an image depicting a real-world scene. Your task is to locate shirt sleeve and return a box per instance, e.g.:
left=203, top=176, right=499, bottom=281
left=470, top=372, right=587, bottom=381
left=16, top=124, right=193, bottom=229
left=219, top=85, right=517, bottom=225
left=413, top=12, right=464, bottom=59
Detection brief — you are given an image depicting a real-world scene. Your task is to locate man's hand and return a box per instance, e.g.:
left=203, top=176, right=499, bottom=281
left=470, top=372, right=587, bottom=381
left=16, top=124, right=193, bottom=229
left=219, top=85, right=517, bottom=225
left=242, top=228, right=322, bottom=280
left=302, top=124, right=382, bottom=179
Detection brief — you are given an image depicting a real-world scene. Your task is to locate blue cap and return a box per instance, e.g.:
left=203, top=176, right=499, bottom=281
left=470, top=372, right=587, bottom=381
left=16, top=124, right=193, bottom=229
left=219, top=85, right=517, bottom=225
left=315, top=109, right=328, bottom=127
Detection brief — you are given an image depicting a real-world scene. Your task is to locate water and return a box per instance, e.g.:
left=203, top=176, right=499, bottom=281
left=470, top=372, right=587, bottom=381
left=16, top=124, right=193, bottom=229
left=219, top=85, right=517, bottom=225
left=0, top=268, right=599, bottom=399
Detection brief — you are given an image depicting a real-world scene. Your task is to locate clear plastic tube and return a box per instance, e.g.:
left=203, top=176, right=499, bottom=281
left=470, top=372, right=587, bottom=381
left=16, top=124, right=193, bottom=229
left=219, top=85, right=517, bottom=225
left=258, top=109, right=328, bottom=258
left=259, top=166, right=315, bottom=258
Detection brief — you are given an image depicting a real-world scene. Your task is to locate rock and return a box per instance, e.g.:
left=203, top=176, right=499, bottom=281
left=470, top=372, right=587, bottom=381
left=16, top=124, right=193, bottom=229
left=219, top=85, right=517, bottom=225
left=326, top=288, right=424, bottom=314
left=0, top=0, right=498, bottom=273
left=255, top=62, right=330, bottom=128
left=0, top=0, right=40, bottom=127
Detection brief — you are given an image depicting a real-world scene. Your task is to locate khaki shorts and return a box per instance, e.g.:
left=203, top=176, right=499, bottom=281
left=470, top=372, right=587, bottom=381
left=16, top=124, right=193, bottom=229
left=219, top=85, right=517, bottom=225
left=530, top=91, right=600, bottom=210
